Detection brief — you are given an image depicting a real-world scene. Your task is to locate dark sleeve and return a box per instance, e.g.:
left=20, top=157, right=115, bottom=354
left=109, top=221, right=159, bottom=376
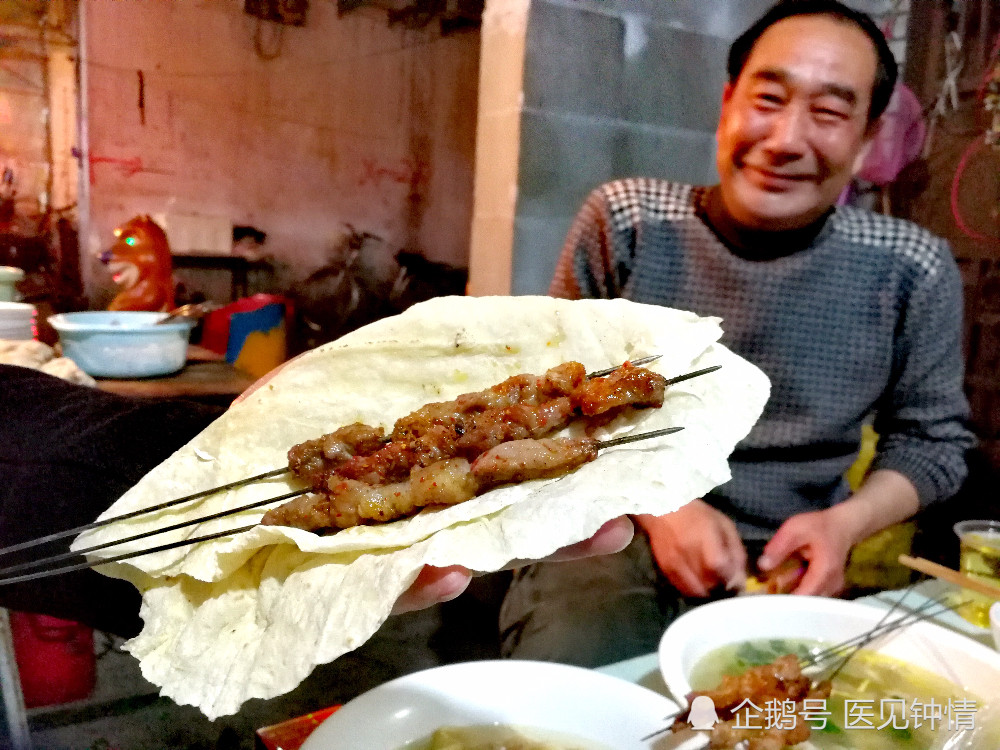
left=0, top=365, right=225, bottom=636
left=870, top=241, right=976, bottom=505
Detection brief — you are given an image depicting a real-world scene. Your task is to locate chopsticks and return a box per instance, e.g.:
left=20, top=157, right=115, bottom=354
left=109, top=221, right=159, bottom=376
left=898, top=553, right=1000, bottom=599
left=0, top=426, right=685, bottom=586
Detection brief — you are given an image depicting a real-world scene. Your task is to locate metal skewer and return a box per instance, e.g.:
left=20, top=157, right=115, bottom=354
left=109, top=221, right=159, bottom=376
left=587, top=355, right=662, bottom=378
left=0, top=427, right=685, bottom=586
left=0, top=524, right=260, bottom=586
left=595, top=426, right=683, bottom=448
left=0, top=488, right=308, bottom=578
left=663, top=365, right=722, bottom=385
left=0, top=467, right=291, bottom=560
left=0, top=360, right=721, bottom=564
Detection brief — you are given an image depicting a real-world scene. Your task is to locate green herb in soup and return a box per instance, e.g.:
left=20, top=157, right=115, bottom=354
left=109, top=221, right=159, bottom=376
left=404, top=724, right=610, bottom=750
left=691, top=638, right=821, bottom=682
left=689, top=639, right=998, bottom=749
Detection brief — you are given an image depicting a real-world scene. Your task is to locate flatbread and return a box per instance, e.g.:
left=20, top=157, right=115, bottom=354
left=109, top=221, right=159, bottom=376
left=73, top=296, right=770, bottom=718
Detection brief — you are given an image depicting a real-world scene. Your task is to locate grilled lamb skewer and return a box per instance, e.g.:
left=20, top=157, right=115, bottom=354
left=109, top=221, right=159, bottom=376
left=287, top=423, right=388, bottom=488
left=391, top=360, right=588, bottom=440
left=264, top=433, right=647, bottom=532
left=289, top=361, right=667, bottom=489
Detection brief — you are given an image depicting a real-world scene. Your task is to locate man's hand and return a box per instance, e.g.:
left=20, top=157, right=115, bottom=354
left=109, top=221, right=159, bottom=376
left=759, top=469, right=921, bottom=596
left=637, top=501, right=747, bottom=597
left=391, top=516, right=635, bottom=615
left=757, top=509, right=854, bottom=596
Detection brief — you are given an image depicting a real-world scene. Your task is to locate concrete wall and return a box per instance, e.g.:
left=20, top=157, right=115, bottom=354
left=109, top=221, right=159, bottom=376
left=82, top=0, right=479, bottom=302
left=469, top=0, right=908, bottom=296
left=0, top=1, right=78, bottom=231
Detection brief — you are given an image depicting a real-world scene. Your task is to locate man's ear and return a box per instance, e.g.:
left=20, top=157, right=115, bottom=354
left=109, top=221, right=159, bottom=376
left=851, top=117, right=882, bottom=175
left=721, top=81, right=735, bottom=107
left=717, top=82, right=735, bottom=145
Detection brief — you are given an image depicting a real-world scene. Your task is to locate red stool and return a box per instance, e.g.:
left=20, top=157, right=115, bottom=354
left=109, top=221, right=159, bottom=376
left=9, top=612, right=95, bottom=708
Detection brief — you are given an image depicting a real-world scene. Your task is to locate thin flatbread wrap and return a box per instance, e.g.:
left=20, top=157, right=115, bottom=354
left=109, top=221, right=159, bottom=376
left=72, top=296, right=770, bottom=718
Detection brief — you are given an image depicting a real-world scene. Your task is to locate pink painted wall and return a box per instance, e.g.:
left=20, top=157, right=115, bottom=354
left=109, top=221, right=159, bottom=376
left=82, top=0, right=478, bottom=300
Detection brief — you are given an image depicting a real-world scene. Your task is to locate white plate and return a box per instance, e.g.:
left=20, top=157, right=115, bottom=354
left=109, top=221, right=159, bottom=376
left=300, top=660, right=680, bottom=750
left=658, top=594, right=1000, bottom=703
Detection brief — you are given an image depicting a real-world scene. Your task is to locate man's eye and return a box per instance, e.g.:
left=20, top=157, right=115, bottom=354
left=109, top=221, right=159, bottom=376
left=813, top=108, right=850, bottom=122
left=755, top=93, right=784, bottom=106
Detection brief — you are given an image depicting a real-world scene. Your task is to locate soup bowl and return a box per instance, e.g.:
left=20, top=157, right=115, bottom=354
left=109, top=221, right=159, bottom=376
left=658, top=595, right=1000, bottom=747
left=49, top=311, right=194, bottom=378
left=299, top=660, right=680, bottom=750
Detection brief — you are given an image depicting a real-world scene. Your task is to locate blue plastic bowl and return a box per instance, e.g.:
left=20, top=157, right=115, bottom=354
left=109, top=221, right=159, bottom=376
left=49, top=311, right=194, bottom=378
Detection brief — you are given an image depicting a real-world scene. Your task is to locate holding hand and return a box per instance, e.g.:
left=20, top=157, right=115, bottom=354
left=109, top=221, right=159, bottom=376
left=637, top=500, right=747, bottom=597
left=757, top=509, right=853, bottom=596
left=759, top=469, right=922, bottom=596
left=391, top=516, right=635, bottom=614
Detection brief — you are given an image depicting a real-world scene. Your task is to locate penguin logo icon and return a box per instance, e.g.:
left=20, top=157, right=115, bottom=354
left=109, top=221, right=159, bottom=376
left=689, top=695, right=719, bottom=730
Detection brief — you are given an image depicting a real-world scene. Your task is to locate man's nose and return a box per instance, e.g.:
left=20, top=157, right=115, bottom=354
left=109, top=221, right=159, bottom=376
left=764, top=105, right=809, bottom=158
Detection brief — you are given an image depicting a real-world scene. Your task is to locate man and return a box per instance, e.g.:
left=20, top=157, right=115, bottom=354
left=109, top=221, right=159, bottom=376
left=499, top=0, right=975, bottom=666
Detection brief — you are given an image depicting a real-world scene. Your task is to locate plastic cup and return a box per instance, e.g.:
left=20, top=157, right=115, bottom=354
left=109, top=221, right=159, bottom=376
left=953, top=520, right=1000, bottom=628
left=992, top=601, right=1000, bottom=651
left=0, top=265, right=24, bottom=302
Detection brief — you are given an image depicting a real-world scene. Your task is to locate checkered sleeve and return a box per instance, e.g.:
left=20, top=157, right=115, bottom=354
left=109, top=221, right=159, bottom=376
left=870, top=236, right=976, bottom=505
left=549, top=183, right=627, bottom=300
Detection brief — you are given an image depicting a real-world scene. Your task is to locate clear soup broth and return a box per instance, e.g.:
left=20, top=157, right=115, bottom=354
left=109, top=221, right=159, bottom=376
left=690, top=638, right=998, bottom=749
left=403, top=724, right=613, bottom=750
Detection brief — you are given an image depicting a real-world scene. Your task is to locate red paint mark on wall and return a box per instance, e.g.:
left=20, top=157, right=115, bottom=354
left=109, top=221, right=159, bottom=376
left=358, top=158, right=427, bottom=190
left=87, top=153, right=144, bottom=184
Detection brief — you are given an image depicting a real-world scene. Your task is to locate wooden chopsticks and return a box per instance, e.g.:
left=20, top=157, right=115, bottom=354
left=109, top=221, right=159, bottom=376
left=898, top=553, right=1000, bottom=599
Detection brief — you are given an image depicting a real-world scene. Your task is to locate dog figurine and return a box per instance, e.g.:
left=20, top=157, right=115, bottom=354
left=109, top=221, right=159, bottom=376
left=100, top=215, right=175, bottom=311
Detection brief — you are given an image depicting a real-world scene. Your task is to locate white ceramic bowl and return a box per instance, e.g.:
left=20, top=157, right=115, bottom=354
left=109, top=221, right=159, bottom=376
left=49, top=311, right=194, bottom=378
left=299, top=660, right=679, bottom=750
left=0, top=301, right=37, bottom=340
left=658, top=595, right=1000, bottom=705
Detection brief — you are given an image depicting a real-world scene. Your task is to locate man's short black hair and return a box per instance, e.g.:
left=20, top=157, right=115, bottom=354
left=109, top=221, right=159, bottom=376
left=727, top=0, right=898, bottom=123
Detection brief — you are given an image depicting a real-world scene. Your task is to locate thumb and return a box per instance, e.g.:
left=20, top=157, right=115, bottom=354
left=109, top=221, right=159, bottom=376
left=758, top=527, right=802, bottom=572
left=391, top=565, right=472, bottom=615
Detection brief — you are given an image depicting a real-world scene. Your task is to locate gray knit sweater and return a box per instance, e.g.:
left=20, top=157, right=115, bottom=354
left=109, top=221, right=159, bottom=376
left=550, top=178, right=975, bottom=541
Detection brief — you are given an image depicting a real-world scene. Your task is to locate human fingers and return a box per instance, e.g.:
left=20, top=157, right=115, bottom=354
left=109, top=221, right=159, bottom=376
left=394, top=517, right=633, bottom=615
left=647, top=502, right=747, bottom=595
left=761, top=515, right=844, bottom=596
left=544, top=516, right=634, bottom=562
left=790, top=555, right=844, bottom=596
left=390, top=565, right=472, bottom=615
left=707, top=514, right=749, bottom=590
left=502, top=516, right=635, bottom=570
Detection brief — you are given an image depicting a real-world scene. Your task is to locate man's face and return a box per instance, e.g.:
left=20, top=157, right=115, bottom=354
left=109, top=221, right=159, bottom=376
left=715, top=14, right=879, bottom=231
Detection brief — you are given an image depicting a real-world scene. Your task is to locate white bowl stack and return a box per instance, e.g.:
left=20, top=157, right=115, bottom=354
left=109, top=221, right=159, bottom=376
left=0, top=302, right=36, bottom=341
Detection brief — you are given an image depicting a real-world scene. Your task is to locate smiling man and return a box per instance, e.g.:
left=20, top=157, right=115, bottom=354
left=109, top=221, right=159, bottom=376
left=499, top=0, right=976, bottom=667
